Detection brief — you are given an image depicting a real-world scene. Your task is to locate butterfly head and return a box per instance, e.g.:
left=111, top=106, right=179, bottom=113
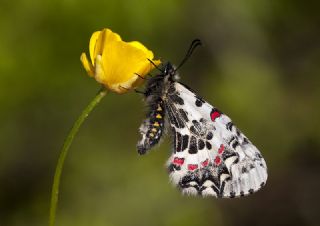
left=163, top=62, right=175, bottom=76
left=162, top=62, right=181, bottom=82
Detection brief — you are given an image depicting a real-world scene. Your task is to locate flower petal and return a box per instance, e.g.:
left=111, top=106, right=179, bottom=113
left=138, top=59, right=161, bottom=76
left=129, top=41, right=155, bottom=59
left=89, top=31, right=101, bottom=65
left=80, top=53, right=94, bottom=77
left=94, top=55, right=106, bottom=84
left=101, top=40, right=152, bottom=86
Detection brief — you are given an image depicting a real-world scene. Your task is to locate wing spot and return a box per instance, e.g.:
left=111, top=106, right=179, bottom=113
left=173, top=157, right=185, bottom=165
left=170, top=94, right=184, bottom=105
left=206, top=132, right=213, bottom=140
left=198, top=139, right=205, bottom=150
left=226, top=122, right=234, bottom=131
left=178, top=109, right=189, bottom=122
left=182, top=135, right=189, bottom=151
left=243, top=137, right=249, bottom=144
left=214, top=156, right=221, bottom=165
left=232, top=141, right=239, bottom=149
left=218, top=144, right=225, bottom=154
left=229, top=191, right=236, bottom=198
left=176, top=132, right=182, bottom=152
left=206, top=141, right=212, bottom=150
left=201, top=159, right=209, bottom=167
left=210, top=108, right=222, bottom=121
left=241, top=167, right=248, bottom=173
left=195, top=99, right=203, bottom=107
left=188, top=164, right=198, bottom=171
left=189, top=136, right=198, bottom=154
left=190, top=126, right=198, bottom=135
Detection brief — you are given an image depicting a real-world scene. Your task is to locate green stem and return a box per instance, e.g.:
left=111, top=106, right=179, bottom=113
left=49, top=87, right=107, bottom=226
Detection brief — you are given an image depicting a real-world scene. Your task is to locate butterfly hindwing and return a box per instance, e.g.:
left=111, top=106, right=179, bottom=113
left=165, top=82, right=267, bottom=197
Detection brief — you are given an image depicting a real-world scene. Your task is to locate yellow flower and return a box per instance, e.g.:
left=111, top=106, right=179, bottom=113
left=80, top=28, right=161, bottom=94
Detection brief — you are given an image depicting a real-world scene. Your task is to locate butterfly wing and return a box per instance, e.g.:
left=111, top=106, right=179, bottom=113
left=165, top=82, right=267, bottom=197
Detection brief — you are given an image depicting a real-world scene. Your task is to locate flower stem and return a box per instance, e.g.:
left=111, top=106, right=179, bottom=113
left=49, top=87, right=107, bottom=226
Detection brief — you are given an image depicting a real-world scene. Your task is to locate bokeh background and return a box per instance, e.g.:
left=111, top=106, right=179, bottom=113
left=1, top=0, right=319, bottom=225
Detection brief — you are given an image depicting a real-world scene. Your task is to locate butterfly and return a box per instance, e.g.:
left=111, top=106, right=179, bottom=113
left=137, top=40, right=267, bottom=198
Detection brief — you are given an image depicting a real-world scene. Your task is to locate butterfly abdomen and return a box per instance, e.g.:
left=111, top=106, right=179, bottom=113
left=137, top=98, right=166, bottom=155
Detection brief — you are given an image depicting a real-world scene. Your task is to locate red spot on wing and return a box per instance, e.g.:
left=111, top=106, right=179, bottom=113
left=218, top=144, right=225, bottom=154
left=173, top=157, right=184, bottom=165
left=214, top=156, right=221, bottom=165
left=201, top=159, right=209, bottom=167
left=188, top=164, right=198, bottom=171
left=210, top=110, right=221, bottom=121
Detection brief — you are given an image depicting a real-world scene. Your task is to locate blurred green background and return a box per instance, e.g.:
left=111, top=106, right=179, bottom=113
left=1, top=0, right=319, bottom=225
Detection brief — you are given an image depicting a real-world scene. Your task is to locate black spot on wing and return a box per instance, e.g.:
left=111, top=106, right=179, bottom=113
left=190, top=120, right=204, bottom=136
left=241, top=167, right=248, bottom=173
left=176, top=132, right=182, bottom=152
left=221, top=147, right=239, bottom=161
left=232, top=141, right=239, bottom=149
left=194, top=95, right=205, bottom=108
left=182, top=135, right=189, bottom=151
left=192, top=120, right=201, bottom=129
left=198, top=139, right=205, bottom=150
left=190, top=126, right=199, bottom=135
left=189, top=136, right=198, bottom=154
left=242, top=137, right=249, bottom=145
left=229, top=191, right=236, bottom=198
left=226, top=122, right=234, bottom=131
left=170, top=94, right=184, bottom=105
left=195, top=99, right=203, bottom=107
left=228, top=136, right=236, bottom=145
left=255, top=152, right=263, bottom=159
left=206, top=132, right=213, bottom=140
left=167, top=105, right=185, bottom=129
left=178, top=109, right=189, bottom=122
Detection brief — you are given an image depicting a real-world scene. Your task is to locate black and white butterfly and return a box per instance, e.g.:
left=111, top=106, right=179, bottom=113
left=137, top=40, right=267, bottom=198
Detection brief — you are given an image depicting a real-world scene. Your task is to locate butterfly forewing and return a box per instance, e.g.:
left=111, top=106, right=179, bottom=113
left=165, top=82, right=267, bottom=197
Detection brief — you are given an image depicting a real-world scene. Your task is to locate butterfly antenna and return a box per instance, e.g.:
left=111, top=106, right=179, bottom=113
left=135, top=73, right=148, bottom=80
left=147, top=58, right=163, bottom=72
left=175, top=39, right=202, bottom=71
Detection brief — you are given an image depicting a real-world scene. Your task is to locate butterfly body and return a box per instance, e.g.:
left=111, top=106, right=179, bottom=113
left=137, top=62, right=267, bottom=198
